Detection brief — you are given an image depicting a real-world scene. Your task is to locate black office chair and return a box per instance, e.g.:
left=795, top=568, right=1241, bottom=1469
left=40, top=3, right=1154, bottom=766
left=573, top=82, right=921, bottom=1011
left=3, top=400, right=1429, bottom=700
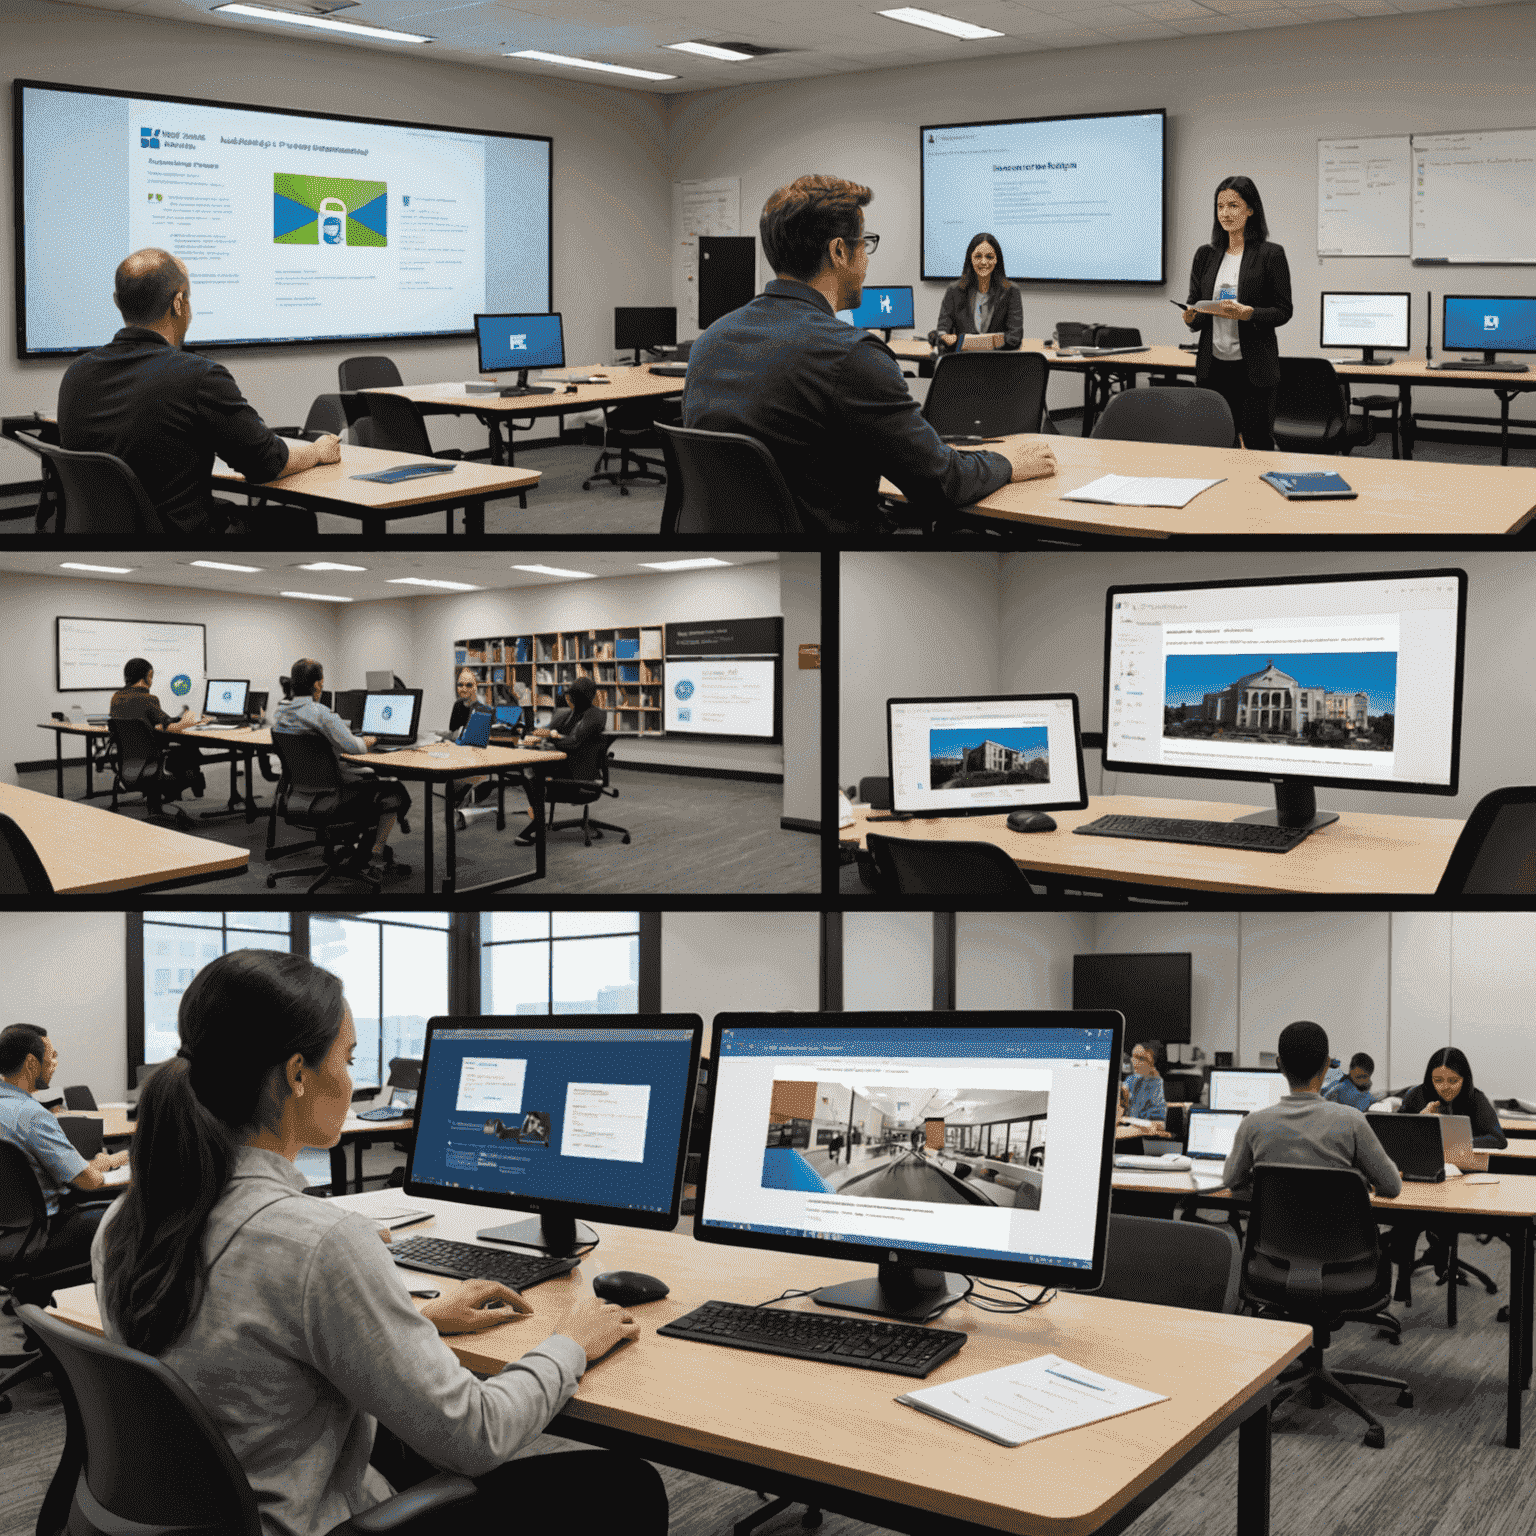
left=272, top=393, right=349, bottom=441
left=62, top=1085, right=99, bottom=1112
left=1091, top=387, right=1236, bottom=448
left=864, top=833, right=1037, bottom=897
left=1239, top=1164, right=1411, bottom=1447
left=922, top=351, right=1049, bottom=438
left=655, top=423, right=805, bottom=536
left=25, top=438, right=168, bottom=536
left=355, top=392, right=482, bottom=530
left=264, top=733, right=408, bottom=895
left=541, top=733, right=630, bottom=848
left=17, top=1304, right=477, bottom=1536
left=1436, top=786, right=1536, bottom=895
left=856, top=776, right=892, bottom=811
left=106, top=718, right=198, bottom=826
left=337, top=354, right=404, bottom=434
left=583, top=398, right=679, bottom=495
left=1272, top=357, right=1374, bottom=455
left=1097, top=1213, right=1241, bottom=1313
left=55, top=1116, right=105, bottom=1160
left=0, top=813, right=54, bottom=896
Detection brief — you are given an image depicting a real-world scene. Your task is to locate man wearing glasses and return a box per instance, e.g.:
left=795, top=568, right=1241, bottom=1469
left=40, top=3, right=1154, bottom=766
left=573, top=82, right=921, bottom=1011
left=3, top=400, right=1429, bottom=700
left=683, top=174, right=1055, bottom=536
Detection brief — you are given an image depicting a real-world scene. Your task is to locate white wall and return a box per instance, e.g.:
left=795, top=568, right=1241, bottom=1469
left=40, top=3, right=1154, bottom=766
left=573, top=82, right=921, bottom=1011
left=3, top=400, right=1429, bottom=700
left=668, top=5, right=1536, bottom=425
left=0, top=912, right=129, bottom=1101
left=954, top=912, right=1096, bottom=1011
left=661, top=912, right=821, bottom=1034
left=839, top=551, right=1001, bottom=786
left=1, top=0, right=672, bottom=477
left=353, top=561, right=796, bottom=774
left=843, top=912, right=934, bottom=1011
left=1, top=571, right=340, bottom=781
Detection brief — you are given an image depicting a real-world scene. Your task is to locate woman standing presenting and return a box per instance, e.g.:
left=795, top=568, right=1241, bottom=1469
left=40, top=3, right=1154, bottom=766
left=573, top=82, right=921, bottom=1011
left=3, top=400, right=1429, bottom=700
left=936, top=232, right=1024, bottom=352
left=1182, top=176, right=1292, bottom=448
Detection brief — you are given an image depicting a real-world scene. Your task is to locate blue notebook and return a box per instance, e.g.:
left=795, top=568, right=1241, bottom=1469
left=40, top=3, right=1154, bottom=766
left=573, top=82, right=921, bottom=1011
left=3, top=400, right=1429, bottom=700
left=351, top=462, right=458, bottom=484
left=1259, top=471, right=1357, bottom=500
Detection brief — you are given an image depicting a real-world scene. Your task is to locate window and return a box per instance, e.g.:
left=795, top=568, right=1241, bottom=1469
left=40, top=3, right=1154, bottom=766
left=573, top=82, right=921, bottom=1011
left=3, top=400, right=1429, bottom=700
left=480, top=912, right=641, bottom=1015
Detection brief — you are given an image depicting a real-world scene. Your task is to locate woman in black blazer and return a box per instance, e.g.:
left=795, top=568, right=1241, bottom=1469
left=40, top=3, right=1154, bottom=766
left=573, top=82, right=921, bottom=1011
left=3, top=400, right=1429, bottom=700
left=935, top=231, right=1024, bottom=352
left=1182, top=176, right=1292, bottom=449
left=515, top=675, right=607, bottom=845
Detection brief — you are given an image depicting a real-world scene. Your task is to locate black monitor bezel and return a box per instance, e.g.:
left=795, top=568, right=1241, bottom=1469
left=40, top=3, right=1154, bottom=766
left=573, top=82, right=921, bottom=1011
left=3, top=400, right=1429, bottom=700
left=1319, top=290, right=1411, bottom=352
left=843, top=285, right=916, bottom=330
left=360, top=688, right=424, bottom=744
left=1442, top=293, right=1536, bottom=357
left=614, top=306, right=678, bottom=351
left=887, top=692, right=1089, bottom=817
left=1071, top=950, right=1192, bottom=1045
left=1100, top=567, right=1467, bottom=799
left=403, top=1013, right=704, bottom=1234
left=474, top=311, right=565, bottom=375
left=1207, top=1066, right=1290, bottom=1111
left=202, top=677, right=250, bottom=718
left=692, top=1010, right=1125, bottom=1292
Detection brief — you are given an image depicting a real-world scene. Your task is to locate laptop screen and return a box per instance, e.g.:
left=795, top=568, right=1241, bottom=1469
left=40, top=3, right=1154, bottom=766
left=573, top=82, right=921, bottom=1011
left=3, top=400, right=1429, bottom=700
left=495, top=704, right=523, bottom=729
left=1185, top=1108, right=1245, bottom=1160
left=457, top=708, right=494, bottom=748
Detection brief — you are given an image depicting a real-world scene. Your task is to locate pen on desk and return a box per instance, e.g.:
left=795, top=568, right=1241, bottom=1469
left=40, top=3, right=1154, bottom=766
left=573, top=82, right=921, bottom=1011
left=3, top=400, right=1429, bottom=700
left=1046, top=1367, right=1105, bottom=1391
left=389, top=1213, right=434, bottom=1231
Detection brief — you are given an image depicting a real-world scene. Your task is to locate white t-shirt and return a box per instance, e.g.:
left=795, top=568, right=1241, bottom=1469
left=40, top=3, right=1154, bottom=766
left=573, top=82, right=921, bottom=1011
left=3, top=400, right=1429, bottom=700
left=1211, top=249, right=1243, bottom=362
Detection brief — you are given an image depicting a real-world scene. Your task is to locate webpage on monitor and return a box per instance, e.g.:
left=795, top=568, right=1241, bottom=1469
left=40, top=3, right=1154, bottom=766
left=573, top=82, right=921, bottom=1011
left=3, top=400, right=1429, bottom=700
left=1208, top=1071, right=1287, bottom=1112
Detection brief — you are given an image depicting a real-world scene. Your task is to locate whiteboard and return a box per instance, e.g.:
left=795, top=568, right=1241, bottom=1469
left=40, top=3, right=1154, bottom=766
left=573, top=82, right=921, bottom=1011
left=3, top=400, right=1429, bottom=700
left=1317, top=137, right=1411, bottom=256
left=673, top=177, right=740, bottom=338
left=56, top=616, right=206, bottom=696
left=1412, top=127, right=1536, bottom=263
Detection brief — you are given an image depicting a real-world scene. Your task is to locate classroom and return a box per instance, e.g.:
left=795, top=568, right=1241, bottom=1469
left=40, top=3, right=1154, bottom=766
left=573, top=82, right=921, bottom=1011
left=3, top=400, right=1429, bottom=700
left=0, top=0, right=1532, bottom=537
left=0, top=549, right=819, bottom=894
left=6, top=907, right=1536, bottom=1536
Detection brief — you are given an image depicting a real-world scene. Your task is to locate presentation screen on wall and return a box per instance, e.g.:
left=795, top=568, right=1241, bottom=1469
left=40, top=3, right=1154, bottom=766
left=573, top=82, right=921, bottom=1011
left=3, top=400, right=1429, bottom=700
left=56, top=616, right=206, bottom=695
left=15, top=80, right=552, bottom=356
left=664, top=660, right=777, bottom=739
left=921, top=110, right=1165, bottom=283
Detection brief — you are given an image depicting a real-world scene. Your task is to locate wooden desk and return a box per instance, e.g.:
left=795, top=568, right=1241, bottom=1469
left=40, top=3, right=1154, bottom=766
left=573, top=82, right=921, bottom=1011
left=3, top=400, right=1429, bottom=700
left=211, top=443, right=540, bottom=538
left=339, top=741, right=565, bottom=895
left=51, top=1190, right=1309, bottom=1536
left=56, top=1105, right=135, bottom=1140
left=1500, top=1116, right=1536, bottom=1140
left=843, top=796, right=1461, bottom=899
left=0, top=781, right=247, bottom=894
left=881, top=431, right=1536, bottom=538
left=1110, top=1169, right=1536, bottom=1446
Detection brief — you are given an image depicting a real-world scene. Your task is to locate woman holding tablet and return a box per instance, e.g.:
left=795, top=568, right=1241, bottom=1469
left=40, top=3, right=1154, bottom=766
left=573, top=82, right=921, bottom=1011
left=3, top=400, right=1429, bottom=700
left=1181, top=176, right=1292, bottom=449
left=936, top=232, right=1024, bottom=352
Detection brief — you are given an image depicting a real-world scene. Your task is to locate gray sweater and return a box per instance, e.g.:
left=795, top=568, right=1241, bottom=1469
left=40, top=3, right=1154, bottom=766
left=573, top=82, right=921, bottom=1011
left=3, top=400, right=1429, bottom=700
left=93, top=1147, right=586, bottom=1536
left=1222, top=1091, right=1403, bottom=1199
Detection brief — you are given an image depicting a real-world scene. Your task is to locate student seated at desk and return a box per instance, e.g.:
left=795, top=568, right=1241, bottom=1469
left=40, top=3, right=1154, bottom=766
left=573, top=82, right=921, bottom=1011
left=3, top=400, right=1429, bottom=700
left=1222, top=1021, right=1402, bottom=1198
left=682, top=174, right=1055, bottom=536
left=1322, top=1052, right=1379, bottom=1113
left=515, top=677, right=605, bottom=846
left=934, top=232, right=1025, bottom=353
left=1120, top=1040, right=1167, bottom=1126
left=56, top=249, right=340, bottom=538
left=110, top=655, right=206, bottom=794
left=1399, top=1047, right=1507, bottom=1149
left=93, top=951, right=666, bottom=1536
left=0, top=1027, right=129, bottom=1273
left=273, top=657, right=411, bottom=879
left=448, top=667, right=494, bottom=809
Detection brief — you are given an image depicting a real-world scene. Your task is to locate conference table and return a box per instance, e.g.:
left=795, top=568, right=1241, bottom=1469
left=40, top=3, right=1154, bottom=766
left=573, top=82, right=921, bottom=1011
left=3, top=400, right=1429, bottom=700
left=842, top=797, right=1463, bottom=899
left=48, top=1188, right=1312, bottom=1536
left=0, top=781, right=247, bottom=893
left=1109, top=1167, right=1536, bottom=1448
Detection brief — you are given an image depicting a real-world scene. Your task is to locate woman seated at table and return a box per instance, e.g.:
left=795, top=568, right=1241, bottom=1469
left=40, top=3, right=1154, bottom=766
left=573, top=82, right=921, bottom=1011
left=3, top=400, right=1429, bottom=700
left=1398, top=1046, right=1507, bottom=1148
left=94, top=949, right=666, bottom=1536
left=934, top=232, right=1024, bottom=353
left=515, top=676, right=607, bottom=846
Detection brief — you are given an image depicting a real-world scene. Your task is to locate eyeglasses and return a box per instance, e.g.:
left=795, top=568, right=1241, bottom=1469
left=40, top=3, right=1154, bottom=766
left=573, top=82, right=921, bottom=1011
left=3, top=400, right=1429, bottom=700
left=842, top=232, right=879, bottom=255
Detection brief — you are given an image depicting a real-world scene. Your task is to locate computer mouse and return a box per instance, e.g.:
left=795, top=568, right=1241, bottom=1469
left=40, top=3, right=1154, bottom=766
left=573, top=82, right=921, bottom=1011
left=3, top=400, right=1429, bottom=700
left=1007, top=810, right=1057, bottom=833
left=592, top=1270, right=670, bottom=1306
left=563, top=383, right=579, bottom=393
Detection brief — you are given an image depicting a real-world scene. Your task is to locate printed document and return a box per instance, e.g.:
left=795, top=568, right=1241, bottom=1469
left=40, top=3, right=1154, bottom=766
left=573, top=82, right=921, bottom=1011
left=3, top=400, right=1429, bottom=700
left=1062, top=474, right=1223, bottom=509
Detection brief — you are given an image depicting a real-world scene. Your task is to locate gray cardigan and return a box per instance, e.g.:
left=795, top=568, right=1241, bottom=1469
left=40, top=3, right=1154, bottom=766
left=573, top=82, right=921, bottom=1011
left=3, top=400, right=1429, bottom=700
left=1222, top=1091, right=1403, bottom=1198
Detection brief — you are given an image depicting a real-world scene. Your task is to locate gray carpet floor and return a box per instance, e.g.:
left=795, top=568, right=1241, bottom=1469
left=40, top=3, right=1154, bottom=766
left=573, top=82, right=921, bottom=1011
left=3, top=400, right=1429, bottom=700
left=15, top=760, right=819, bottom=896
left=2, top=1220, right=1531, bottom=1536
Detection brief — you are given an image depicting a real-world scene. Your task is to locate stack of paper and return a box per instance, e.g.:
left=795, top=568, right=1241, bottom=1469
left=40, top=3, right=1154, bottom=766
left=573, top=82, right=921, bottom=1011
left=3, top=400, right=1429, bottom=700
left=1061, top=475, right=1223, bottom=509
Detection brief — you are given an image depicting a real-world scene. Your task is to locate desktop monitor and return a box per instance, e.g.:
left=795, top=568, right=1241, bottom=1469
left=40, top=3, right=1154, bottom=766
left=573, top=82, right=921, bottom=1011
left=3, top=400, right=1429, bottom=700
left=333, top=690, right=368, bottom=731
left=494, top=704, right=523, bottom=730
left=836, top=286, right=916, bottom=334
left=475, top=312, right=565, bottom=374
left=1102, top=568, right=1466, bottom=838
left=1072, top=952, right=1191, bottom=1045
left=615, top=306, right=677, bottom=360
left=245, top=690, right=268, bottom=720
left=360, top=689, right=423, bottom=746
left=1207, top=1068, right=1288, bottom=1113
left=202, top=679, right=249, bottom=722
left=1442, top=295, right=1536, bottom=363
left=403, top=1015, right=705, bottom=1255
left=1320, top=292, right=1409, bottom=364
left=887, top=694, right=1088, bottom=818
left=694, top=1011, right=1125, bottom=1321
left=319, top=691, right=332, bottom=710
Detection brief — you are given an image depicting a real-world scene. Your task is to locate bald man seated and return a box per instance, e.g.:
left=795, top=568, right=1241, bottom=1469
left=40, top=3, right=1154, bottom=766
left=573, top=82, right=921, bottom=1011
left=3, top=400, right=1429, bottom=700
left=56, top=248, right=342, bottom=537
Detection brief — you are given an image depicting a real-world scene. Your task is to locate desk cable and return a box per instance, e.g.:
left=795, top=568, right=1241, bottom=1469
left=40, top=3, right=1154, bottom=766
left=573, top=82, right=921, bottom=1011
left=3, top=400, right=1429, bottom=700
left=746, top=1280, right=1057, bottom=1318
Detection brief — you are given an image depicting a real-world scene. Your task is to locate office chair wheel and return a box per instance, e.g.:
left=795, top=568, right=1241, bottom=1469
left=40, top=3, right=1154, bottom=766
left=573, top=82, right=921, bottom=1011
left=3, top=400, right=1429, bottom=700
left=1363, top=1424, right=1385, bottom=1449
left=619, top=484, right=630, bottom=496
left=1498, top=1305, right=1511, bottom=1323
left=621, top=832, right=631, bottom=844
left=802, top=1512, right=822, bottom=1529
left=1382, top=1332, right=1401, bottom=1345
left=266, top=876, right=278, bottom=889
left=1397, top=1390, right=1414, bottom=1408
left=582, top=479, right=593, bottom=490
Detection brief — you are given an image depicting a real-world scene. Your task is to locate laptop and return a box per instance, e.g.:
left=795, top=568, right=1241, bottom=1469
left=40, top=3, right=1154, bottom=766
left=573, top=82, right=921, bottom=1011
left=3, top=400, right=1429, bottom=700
left=1438, top=1114, right=1489, bottom=1172
left=357, top=1088, right=417, bottom=1122
left=456, top=707, right=494, bottom=748
left=1365, top=1112, right=1449, bottom=1182
left=359, top=689, right=424, bottom=752
left=1184, top=1107, right=1243, bottom=1187
left=494, top=704, right=523, bottom=731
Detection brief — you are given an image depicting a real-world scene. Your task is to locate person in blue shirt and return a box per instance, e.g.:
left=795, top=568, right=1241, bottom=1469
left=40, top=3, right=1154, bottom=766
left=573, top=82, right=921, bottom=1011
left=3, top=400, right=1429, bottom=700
left=0, top=1026, right=127, bottom=1273
left=1322, top=1052, right=1377, bottom=1112
left=1121, top=1040, right=1168, bottom=1124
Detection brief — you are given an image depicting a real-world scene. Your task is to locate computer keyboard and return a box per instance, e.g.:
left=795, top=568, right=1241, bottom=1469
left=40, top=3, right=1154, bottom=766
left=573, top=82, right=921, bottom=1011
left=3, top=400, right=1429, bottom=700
left=355, top=1105, right=413, bottom=1121
left=1073, top=814, right=1313, bottom=853
left=1433, top=360, right=1529, bottom=373
left=389, top=1236, right=579, bottom=1290
left=658, top=1299, right=966, bottom=1378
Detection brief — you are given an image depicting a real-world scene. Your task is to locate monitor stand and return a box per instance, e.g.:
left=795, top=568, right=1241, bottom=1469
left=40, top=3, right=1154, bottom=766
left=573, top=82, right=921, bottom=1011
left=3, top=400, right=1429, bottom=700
left=498, top=367, right=557, bottom=398
left=1231, top=778, right=1338, bottom=835
left=813, top=1262, right=967, bottom=1323
left=477, top=1213, right=599, bottom=1257
left=1352, top=347, right=1391, bottom=365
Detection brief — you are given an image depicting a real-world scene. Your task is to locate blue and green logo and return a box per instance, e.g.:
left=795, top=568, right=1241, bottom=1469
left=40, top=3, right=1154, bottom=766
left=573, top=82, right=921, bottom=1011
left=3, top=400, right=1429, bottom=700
left=169, top=674, right=192, bottom=697
left=274, top=173, right=387, bottom=247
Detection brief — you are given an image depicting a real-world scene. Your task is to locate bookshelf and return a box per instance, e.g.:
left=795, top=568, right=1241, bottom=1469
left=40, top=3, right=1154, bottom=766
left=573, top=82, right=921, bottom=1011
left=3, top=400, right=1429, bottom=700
left=454, top=625, right=666, bottom=737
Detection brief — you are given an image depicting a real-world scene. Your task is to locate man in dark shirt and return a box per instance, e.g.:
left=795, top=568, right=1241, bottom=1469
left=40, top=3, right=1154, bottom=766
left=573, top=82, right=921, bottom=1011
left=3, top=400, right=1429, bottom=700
left=57, top=249, right=341, bottom=537
left=108, top=655, right=206, bottom=797
left=683, top=174, right=1055, bottom=535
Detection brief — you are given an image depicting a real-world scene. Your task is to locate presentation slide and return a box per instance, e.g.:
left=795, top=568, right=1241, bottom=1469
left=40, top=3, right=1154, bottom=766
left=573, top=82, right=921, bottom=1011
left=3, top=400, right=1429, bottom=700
left=56, top=615, right=205, bottom=694
left=665, top=659, right=777, bottom=738
left=922, top=111, right=1164, bottom=283
left=17, top=81, right=551, bottom=354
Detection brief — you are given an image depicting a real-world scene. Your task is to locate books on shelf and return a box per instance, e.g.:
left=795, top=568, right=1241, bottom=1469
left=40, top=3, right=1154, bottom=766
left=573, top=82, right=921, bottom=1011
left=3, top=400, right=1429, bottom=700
left=619, top=663, right=640, bottom=682
left=640, top=630, right=662, bottom=659
left=616, top=637, right=640, bottom=659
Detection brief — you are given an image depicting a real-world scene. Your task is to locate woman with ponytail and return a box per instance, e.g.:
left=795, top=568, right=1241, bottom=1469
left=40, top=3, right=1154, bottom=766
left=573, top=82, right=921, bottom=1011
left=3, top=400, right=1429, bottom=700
left=517, top=676, right=607, bottom=846
left=94, top=949, right=667, bottom=1536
